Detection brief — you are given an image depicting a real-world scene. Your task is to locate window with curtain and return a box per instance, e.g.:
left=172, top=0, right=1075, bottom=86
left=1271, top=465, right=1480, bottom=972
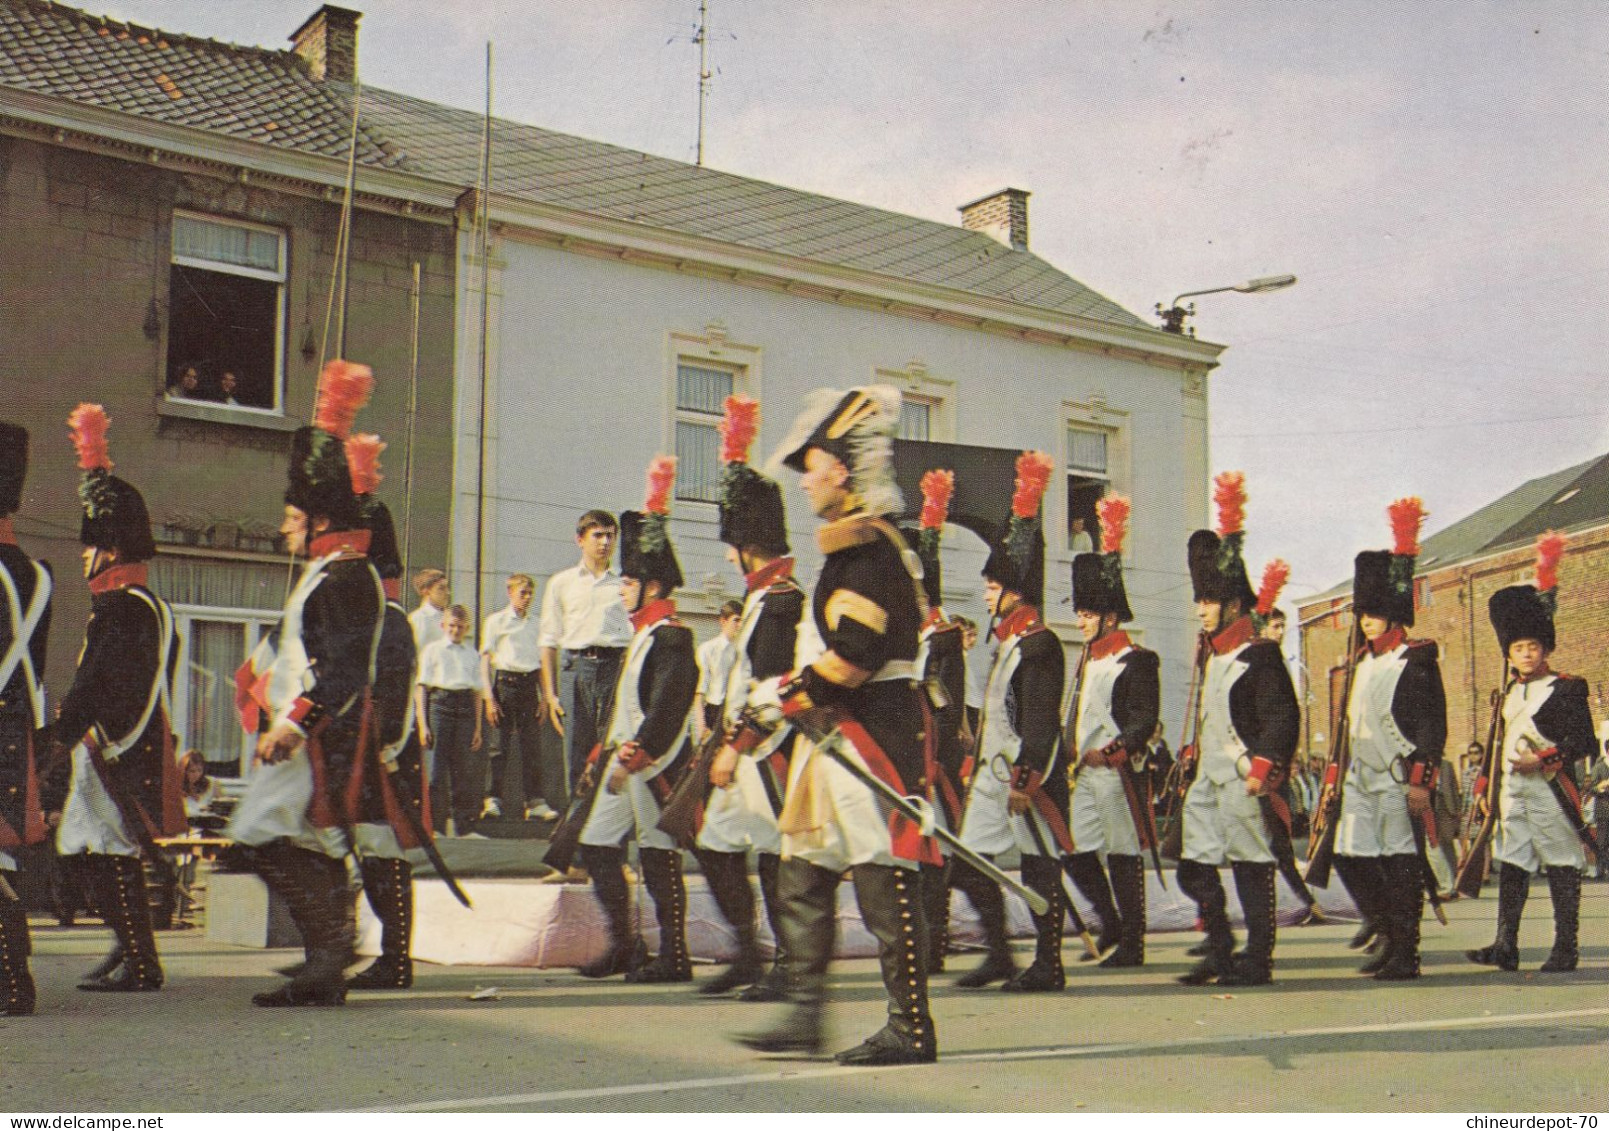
left=674, top=361, right=739, bottom=503
left=1066, top=425, right=1111, bottom=552
left=898, top=397, right=932, bottom=441
left=165, top=212, right=286, bottom=412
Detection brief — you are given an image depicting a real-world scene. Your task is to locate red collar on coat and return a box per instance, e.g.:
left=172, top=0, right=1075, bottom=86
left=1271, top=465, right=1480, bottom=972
left=0, top=518, right=14, bottom=547
left=1515, top=663, right=1553, bottom=684
left=1208, top=614, right=1255, bottom=655
left=1088, top=629, right=1132, bottom=660
left=1366, top=625, right=1405, bottom=656
left=631, top=598, right=677, bottom=632
left=309, top=529, right=372, bottom=559
left=746, top=556, right=795, bottom=592
left=994, top=603, right=1041, bottom=641
left=88, top=562, right=148, bottom=595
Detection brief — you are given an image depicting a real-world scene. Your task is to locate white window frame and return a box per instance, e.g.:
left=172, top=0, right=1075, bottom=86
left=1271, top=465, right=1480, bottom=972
left=1060, top=400, right=1130, bottom=562
left=666, top=326, right=762, bottom=512
left=167, top=210, right=288, bottom=416
left=877, top=361, right=955, bottom=442
left=169, top=603, right=281, bottom=780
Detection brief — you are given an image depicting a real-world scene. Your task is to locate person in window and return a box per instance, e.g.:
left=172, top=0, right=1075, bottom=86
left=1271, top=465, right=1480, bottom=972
left=217, top=371, right=241, bottom=406
left=1068, top=514, right=1094, bottom=554
left=165, top=365, right=202, bottom=400
left=180, top=750, right=220, bottom=819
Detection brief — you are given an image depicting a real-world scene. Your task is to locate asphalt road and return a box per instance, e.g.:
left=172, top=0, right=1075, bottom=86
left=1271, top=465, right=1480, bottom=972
left=3, top=885, right=1606, bottom=1113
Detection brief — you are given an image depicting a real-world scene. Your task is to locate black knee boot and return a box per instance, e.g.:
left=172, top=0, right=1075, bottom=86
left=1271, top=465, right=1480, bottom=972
left=1063, top=851, right=1120, bottom=957
left=950, top=857, right=1017, bottom=987
left=835, top=864, right=936, bottom=1065
left=1467, top=861, right=1529, bottom=971
left=1539, top=866, right=1581, bottom=973
left=1336, top=855, right=1394, bottom=973
left=74, top=855, right=125, bottom=982
left=1002, top=855, right=1064, bottom=992
left=734, top=859, right=834, bottom=1055
left=348, top=858, right=414, bottom=990
left=740, top=852, right=790, bottom=1002
left=578, top=844, right=645, bottom=978
left=79, top=855, right=162, bottom=992
left=252, top=846, right=349, bottom=1007
left=629, top=847, right=692, bottom=983
left=1373, top=854, right=1423, bottom=981
left=0, top=891, right=34, bottom=1016
left=1102, top=854, right=1147, bottom=968
left=695, top=850, right=763, bottom=994
left=1221, top=861, right=1276, bottom=986
left=919, top=861, right=951, bottom=974
left=1177, top=859, right=1235, bottom=985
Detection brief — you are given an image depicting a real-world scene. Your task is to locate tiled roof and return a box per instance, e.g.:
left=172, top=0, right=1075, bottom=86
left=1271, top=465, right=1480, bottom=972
left=0, top=0, right=1149, bottom=328
left=1309, top=452, right=1609, bottom=601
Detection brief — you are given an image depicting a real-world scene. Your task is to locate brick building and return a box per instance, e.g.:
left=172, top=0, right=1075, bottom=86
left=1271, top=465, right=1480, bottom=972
left=1298, top=452, right=1609, bottom=762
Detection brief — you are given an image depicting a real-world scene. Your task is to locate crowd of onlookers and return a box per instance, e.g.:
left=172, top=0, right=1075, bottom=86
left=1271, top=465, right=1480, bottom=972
left=165, top=363, right=248, bottom=406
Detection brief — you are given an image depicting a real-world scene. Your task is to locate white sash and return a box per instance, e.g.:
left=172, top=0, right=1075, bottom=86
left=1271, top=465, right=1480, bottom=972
left=0, top=560, right=50, bottom=728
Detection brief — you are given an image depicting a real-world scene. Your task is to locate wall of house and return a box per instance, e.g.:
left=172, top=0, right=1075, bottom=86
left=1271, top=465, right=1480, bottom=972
left=1298, top=527, right=1609, bottom=767
left=450, top=228, right=1209, bottom=728
left=0, top=133, right=456, bottom=704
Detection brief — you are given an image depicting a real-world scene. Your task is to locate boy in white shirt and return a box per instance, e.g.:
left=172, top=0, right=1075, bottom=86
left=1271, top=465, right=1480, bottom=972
left=416, top=605, right=485, bottom=836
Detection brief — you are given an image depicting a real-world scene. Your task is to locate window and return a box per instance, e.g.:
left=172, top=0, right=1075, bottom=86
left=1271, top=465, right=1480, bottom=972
left=165, top=213, right=286, bottom=412
left=674, top=361, right=739, bottom=503
left=152, top=554, right=288, bottom=778
left=898, top=397, right=933, bottom=441
left=1066, top=425, right=1110, bottom=551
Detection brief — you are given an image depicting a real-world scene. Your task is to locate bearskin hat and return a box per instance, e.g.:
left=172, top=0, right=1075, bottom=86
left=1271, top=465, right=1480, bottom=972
left=347, top=434, right=400, bottom=583
left=284, top=361, right=373, bottom=531
left=716, top=395, right=789, bottom=556
left=68, top=404, right=155, bottom=563
left=982, top=451, right=1053, bottom=610
left=619, top=456, right=683, bottom=592
left=1072, top=494, right=1133, bottom=621
left=1187, top=472, right=1255, bottom=607
left=1490, top=531, right=1566, bottom=655
left=1353, top=497, right=1425, bottom=627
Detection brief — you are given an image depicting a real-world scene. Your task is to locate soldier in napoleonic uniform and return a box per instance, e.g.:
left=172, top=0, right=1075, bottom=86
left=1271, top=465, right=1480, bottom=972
left=1332, top=498, right=1447, bottom=981
left=0, top=423, right=52, bottom=1015
left=1467, top=532, right=1595, bottom=973
left=227, top=362, right=385, bottom=1007
left=951, top=451, right=1070, bottom=994
left=910, top=468, right=966, bottom=973
left=53, top=404, right=185, bottom=994
left=734, top=385, right=938, bottom=1067
left=576, top=458, right=699, bottom=983
left=1175, top=473, right=1300, bottom=988
left=1063, top=495, right=1160, bottom=969
left=694, top=395, right=805, bottom=999
left=345, top=435, right=430, bottom=992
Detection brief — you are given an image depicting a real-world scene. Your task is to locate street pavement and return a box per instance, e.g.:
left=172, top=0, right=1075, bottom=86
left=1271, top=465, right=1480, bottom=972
left=3, top=884, right=1605, bottom=1113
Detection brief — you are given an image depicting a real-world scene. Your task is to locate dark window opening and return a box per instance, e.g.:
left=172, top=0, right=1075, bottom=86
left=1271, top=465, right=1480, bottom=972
left=1067, top=475, right=1105, bottom=553
left=165, top=265, right=280, bottom=410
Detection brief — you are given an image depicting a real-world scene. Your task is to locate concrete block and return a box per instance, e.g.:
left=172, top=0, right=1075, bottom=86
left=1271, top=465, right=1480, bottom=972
left=205, top=870, right=303, bottom=950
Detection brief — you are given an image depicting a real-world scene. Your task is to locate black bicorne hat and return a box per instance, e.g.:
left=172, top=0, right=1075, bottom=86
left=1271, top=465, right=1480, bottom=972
left=619, top=509, right=684, bottom=592
left=769, top=386, right=902, bottom=516
left=1187, top=529, right=1255, bottom=607
left=1353, top=549, right=1415, bottom=627
left=1072, top=552, right=1133, bottom=621
left=719, top=463, right=789, bottom=557
left=0, top=420, right=27, bottom=516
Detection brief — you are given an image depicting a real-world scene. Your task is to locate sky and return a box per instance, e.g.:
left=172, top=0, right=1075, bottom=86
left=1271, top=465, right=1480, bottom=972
left=98, top=0, right=1609, bottom=607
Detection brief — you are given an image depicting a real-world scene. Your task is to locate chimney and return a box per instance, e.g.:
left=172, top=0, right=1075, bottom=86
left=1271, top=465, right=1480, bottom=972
left=290, top=5, right=361, bottom=83
left=959, top=188, right=1030, bottom=250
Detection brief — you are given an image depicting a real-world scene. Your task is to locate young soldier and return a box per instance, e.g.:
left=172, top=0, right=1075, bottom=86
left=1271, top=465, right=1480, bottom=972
left=694, top=395, right=805, bottom=999
left=734, top=385, right=937, bottom=1067
left=345, top=436, right=431, bottom=991
left=52, top=406, right=183, bottom=994
left=1064, top=496, right=1160, bottom=969
left=0, top=423, right=51, bottom=1015
left=951, top=451, right=1070, bottom=993
left=1176, top=473, right=1300, bottom=988
left=227, top=362, right=385, bottom=1007
left=1467, top=532, right=1595, bottom=972
left=576, top=458, right=698, bottom=983
left=912, top=469, right=966, bottom=974
left=1332, top=498, right=1447, bottom=981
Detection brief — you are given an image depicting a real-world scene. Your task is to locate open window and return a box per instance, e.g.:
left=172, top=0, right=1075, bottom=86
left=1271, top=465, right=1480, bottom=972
left=1066, top=425, right=1110, bottom=552
left=674, top=360, right=744, bottom=503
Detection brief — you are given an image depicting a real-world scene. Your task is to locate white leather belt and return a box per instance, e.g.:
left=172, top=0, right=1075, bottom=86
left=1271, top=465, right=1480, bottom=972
left=869, top=660, right=918, bottom=683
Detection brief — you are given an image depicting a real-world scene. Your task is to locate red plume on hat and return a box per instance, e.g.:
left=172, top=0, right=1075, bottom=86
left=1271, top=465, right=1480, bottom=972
left=345, top=434, right=385, bottom=496
left=1097, top=495, right=1130, bottom=555
left=312, top=360, right=374, bottom=440
left=1389, top=497, right=1427, bottom=557
left=719, top=395, right=760, bottom=465
left=645, top=455, right=676, bottom=517
left=1256, top=559, right=1291, bottom=619
left=68, top=404, right=113, bottom=473
left=920, top=469, right=954, bottom=531
left=1011, top=451, right=1054, bottom=519
left=1214, top=472, right=1246, bottom=537
left=1535, top=530, right=1566, bottom=594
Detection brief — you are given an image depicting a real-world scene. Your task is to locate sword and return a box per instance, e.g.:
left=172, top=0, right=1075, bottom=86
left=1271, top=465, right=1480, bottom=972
left=381, top=759, right=472, bottom=909
left=1114, top=756, right=1167, bottom=887
left=1410, top=808, right=1449, bottom=926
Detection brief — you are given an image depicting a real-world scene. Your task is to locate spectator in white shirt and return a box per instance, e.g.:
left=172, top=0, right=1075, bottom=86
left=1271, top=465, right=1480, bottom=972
left=408, top=568, right=451, bottom=654
left=539, top=509, right=633, bottom=800
left=693, top=600, right=743, bottom=742
left=481, top=574, right=552, bottom=821
left=417, top=604, right=485, bottom=836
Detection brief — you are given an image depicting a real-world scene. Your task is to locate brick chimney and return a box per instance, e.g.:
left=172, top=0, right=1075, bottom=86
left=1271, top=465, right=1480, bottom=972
left=290, top=5, right=361, bottom=83
left=959, top=188, right=1030, bottom=250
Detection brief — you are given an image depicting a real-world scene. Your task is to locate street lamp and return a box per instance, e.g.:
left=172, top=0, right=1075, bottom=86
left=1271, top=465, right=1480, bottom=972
left=1156, top=273, right=1297, bottom=335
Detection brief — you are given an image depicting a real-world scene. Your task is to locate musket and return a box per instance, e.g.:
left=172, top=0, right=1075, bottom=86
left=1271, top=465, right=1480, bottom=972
left=1157, top=631, right=1209, bottom=860
left=1409, top=800, right=1449, bottom=926
left=542, top=745, right=609, bottom=875
left=1304, top=621, right=1363, bottom=890
left=1455, top=681, right=1512, bottom=898
left=656, top=725, right=725, bottom=846
left=1527, top=736, right=1602, bottom=865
